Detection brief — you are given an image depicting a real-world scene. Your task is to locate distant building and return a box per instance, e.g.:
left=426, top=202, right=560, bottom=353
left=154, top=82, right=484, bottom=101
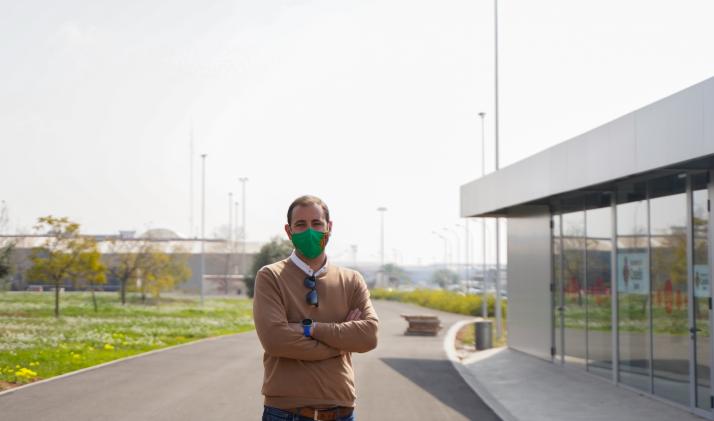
left=2, top=230, right=262, bottom=295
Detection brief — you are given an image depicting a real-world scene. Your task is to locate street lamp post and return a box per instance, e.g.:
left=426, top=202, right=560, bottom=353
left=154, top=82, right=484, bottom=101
left=443, top=227, right=460, bottom=281
left=200, top=153, right=207, bottom=306
left=377, top=207, right=387, bottom=287
left=478, top=111, right=488, bottom=318
left=460, top=221, right=470, bottom=294
left=431, top=231, right=449, bottom=272
left=239, top=177, right=248, bottom=276
left=228, top=192, right=233, bottom=241
left=493, top=0, right=503, bottom=339
left=234, top=201, right=239, bottom=244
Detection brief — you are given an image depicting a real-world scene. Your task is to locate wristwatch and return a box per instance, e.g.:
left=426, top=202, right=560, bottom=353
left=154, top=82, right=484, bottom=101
left=302, top=319, right=314, bottom=337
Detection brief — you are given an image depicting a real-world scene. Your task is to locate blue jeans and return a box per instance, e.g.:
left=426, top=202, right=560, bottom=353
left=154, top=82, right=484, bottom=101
left=262, top=406, right=355, bottom=421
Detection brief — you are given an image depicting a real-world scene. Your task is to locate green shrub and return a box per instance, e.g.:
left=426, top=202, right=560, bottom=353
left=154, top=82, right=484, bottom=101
left=371, top=288, right=507, bottom=318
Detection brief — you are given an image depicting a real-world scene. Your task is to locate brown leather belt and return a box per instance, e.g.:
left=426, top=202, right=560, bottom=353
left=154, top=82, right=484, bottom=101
left=288, top=406, right=354, bottom=420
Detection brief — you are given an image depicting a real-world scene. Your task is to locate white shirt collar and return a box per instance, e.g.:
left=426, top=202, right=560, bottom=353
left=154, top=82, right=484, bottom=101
left=289, top=250, right=329, bottom=277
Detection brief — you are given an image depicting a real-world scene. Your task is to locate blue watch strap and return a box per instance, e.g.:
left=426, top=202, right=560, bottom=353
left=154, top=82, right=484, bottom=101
left=303, top=324, right=311, bottom=337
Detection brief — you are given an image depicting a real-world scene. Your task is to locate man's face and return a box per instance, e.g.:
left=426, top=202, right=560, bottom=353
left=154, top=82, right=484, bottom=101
left=284, top=203, right=332, bottom=239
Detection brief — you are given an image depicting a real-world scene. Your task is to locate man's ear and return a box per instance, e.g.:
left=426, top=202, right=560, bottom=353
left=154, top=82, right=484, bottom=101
left=327, top=221, right=333, bottom=233
left=284, top=224, right=292, bottom=240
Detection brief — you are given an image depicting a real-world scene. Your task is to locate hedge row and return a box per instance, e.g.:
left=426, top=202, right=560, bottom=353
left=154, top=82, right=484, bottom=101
left=370, top=288, right=507, bottom=318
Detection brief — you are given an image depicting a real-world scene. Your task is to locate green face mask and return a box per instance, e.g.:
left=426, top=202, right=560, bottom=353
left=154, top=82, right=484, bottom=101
left=291, top=228, right=328, bottom=259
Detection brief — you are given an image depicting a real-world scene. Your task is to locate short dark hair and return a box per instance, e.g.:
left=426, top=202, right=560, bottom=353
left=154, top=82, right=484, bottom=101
left=287, top=195, right=330, bottom=225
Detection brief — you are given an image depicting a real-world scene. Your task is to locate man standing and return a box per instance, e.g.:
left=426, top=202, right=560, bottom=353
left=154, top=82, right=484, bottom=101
left=253, top=195, right=379, bottom=421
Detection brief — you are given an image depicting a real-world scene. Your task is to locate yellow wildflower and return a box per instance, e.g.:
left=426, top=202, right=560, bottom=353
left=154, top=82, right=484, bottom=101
left=15, top=367, right=37, bottom=378
left=103, top=344, right=114, bottom=351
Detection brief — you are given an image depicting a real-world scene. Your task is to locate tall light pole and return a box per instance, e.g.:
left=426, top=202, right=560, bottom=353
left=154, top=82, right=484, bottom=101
left=200, top=153, right=207, bottom=305
left=377, top=207, right=387, bottom=287
left=239, top=177, right=248, bottom=276
left=494, top=0, right=500, bottom=171
left=443, top=227, right=460, bottom=278
left=479, top=111, right=488, bottom=318
left=493, top=0, right=503, bottom=338
left=189, top=127, right=194, bottom=238
left=228, top=192, right=233, bottom=241
left=234, top=201, right=239, bottom=244
left=431, top=231, right=449, bottom=272
left=460, top=221, right=469, bottom=294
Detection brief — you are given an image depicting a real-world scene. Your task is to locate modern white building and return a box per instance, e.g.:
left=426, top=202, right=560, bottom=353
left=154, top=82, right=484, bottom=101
left=461, top=76, right=714, bottom=417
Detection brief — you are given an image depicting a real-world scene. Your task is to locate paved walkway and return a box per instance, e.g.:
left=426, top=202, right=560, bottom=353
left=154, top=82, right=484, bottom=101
left=452, top=336, right=709, bottom=421
left=0, top=300, right=498, bottom=421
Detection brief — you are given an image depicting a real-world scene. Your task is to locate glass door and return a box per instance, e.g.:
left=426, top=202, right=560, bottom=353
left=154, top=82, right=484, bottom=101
left=562, top=210, right=587, bottom=367
left=691, top=173, right=711, bottom=412
left=553, top=213, right=564, bottom=363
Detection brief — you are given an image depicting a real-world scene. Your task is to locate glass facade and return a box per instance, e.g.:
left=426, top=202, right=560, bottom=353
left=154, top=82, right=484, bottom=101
left=551, top=172, right=712, bottom=413
left=693, top=173, right=711, bottom=410
left=649, top=176, right=688, bottom=404
left=585, top=203, right=612, bottom=379
left=562, top=210, right=586, bottom=366
left=553, top=214, right=563, bottom=363
left=616, top=181, right=650, bottom=391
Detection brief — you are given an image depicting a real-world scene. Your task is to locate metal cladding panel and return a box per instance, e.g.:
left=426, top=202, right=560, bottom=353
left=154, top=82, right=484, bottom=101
left=635, top=82, right=707, bottom=172
left=506, top=206, right=552, bottom=360
left=703, top=78, right=714, bottom=154
left=583, top=116, right=637, bottom=185
left=461, top=76, right=714, bottom=217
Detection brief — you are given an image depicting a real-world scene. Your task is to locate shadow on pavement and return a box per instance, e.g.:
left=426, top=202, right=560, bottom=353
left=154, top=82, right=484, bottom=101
left=380, top=357, right=501, bottom=421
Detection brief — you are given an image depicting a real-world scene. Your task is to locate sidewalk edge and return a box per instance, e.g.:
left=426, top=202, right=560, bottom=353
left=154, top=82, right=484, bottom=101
left=443, top=319, right=518, bottom=421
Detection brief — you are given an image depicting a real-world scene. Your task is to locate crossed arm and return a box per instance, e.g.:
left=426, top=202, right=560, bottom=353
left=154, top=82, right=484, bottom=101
left=252, top=268, right=379, bottom=361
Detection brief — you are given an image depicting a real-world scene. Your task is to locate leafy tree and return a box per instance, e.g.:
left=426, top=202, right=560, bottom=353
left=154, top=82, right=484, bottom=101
left=0, top=241, right=13, bottom=291
left=381, top=263, right=410, bottom=288
left=71, top=241, right=107, bottom=311
left=26, top=216, right=106, bottom=317
left=430, top=268, right=459, bottom=289
left=0, top=202, right=14, bottom=291
left=245, top=237, right=293, bottom=298
left=142, top=246, right=191, bottom=305
left=106, top=239, right=156, bottom=305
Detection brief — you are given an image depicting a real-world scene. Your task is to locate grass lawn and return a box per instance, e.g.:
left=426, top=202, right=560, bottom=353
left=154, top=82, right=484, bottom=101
left=0, top=291, right=254, bottom=391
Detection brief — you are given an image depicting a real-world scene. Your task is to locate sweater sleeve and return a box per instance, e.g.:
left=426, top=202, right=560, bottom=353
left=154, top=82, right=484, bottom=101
left=253, top=266, right=342, bottom=361
left=311, top=272, right=379, bottom=353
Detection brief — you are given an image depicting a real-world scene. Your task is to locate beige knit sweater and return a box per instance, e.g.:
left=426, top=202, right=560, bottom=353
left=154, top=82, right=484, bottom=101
left=252, top=258, right=379, bottom=409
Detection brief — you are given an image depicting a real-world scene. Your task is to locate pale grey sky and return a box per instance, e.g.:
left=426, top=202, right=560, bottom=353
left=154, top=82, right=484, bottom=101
left=2, top=0, right=713, bottom=266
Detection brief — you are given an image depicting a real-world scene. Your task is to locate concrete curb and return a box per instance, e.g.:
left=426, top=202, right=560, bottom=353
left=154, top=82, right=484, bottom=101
left=443, top=319, right=517, bottom=421
left=0, top=330, right=252, bottom=398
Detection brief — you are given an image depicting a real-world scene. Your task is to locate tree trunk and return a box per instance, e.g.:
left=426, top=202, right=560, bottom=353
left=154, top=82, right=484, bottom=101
left=120, top=279, right=126, bottom=305
left=92, top=287, right=98, bottom=312
left=54, top=279, right=60, bottom=318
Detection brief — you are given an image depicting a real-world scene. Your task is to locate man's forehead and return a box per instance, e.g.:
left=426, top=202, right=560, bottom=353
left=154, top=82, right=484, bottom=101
left=291, top=204, right=327, bottom=221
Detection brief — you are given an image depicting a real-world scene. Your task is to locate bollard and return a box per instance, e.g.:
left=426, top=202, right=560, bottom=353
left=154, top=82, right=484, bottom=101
left=475, top=320, right=493, bottom=350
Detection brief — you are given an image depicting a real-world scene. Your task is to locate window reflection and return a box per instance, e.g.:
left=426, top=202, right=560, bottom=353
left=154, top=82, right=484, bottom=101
left=552, top=173, right=711, bottom=410
left=562, top=210, right=586, bottom=366
left=617, top=181, right=650, bottom=392
left=586, top=204, right=612, bottom=379
left=693, top=173, right=710, bottom=410
left=649, top=175, right=687, bottom=405
left=553, top=214, right=563, bottom=362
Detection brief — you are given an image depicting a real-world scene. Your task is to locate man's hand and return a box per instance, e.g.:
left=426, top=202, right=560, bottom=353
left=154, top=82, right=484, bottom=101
left=288, top=309, right=361, bottom=337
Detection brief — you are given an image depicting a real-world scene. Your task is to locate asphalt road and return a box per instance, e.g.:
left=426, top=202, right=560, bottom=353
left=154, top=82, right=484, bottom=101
left=0, top=300, right=499, bottom=421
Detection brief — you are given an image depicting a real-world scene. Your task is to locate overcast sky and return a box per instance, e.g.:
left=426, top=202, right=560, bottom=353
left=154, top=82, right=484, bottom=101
left=2, top=0, right=713, bottom=266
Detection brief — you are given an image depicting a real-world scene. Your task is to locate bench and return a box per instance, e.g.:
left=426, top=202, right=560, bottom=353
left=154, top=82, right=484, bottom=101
left=400, top=314, right=442, bottom=336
